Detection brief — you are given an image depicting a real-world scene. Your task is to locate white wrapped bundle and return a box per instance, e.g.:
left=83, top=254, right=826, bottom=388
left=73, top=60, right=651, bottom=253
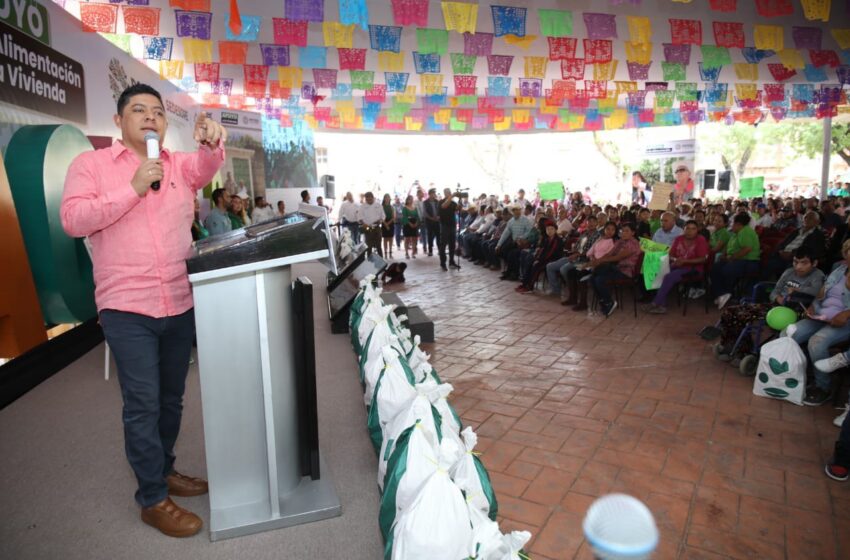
left=389, top=439, right=473, bottom=560
left=451, top=427, right=499, bottom=520
left=377, top=381, right=446, bottom=491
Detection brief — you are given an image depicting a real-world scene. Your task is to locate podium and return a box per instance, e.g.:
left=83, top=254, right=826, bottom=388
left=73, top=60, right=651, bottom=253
left=186, top=209, right=341, bottom=541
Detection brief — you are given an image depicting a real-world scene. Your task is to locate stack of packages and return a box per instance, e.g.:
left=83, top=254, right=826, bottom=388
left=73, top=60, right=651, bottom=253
left=349, top=276, right=532, bottom=560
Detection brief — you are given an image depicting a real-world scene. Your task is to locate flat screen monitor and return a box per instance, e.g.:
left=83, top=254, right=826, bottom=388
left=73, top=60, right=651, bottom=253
left=327, top=253, right=387, bottom=320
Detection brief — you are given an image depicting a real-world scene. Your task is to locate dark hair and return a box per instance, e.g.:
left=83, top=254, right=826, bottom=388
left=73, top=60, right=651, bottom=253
left=793, top=246, right=816, bottom=262
left=116, top=83, right=163, bottom=115
left=717, top=213, right=729, bottom=225
left=277, top=200, right=285, bottom=207
left=684, top=219, right=699, bottom=228
left=733, top=213, right=751, bottom=226
left=211, top=188, right=226, bottom=206
left=632, top=171, right=646, bottom=182
left=254, top=196, right=263, bottom=205
left=604, top=220, right=618, bottom=230
left=300, top=189, right=309, bottom=199
left=620, top=222, right=635, bottom=233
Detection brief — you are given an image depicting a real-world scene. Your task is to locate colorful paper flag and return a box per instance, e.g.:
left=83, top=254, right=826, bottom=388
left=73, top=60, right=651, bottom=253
left=273, top=18, right=308, bottom=46
left=538, top=9, right=572, bottom=37
left=524, top=56, right=548, bottom=78
left=491, top=5, right=527, bottom=37
left=800, top=0, right=831, bottom=21
left=593, top=60, right=618, bottom=80
left=754, top=25, right=784, bottom=51
left=143, top=37, right=174, bottom=60
left=337, top=48, right=366, bottom=70
left=182, top=38, right=213, bottom=62
left=734, top=62, right=759, bottom=80
left=391, top=0, right=429, bottom=26
left=713, top=21, right=744, bottom=48
left=442, top=2, right=478, bottom=34
left=777, top=49, right=806, bottom=69
left=626, top=16, right=652, bottom=43
left=80, top=3, right=118, bottom=33
left=793, top=27, right=823, bottom=50
left=583, top=13, right=618, bottom=40
left=701, top=46, right=731, bottom=69
left=174, top=10, right=211, bottom=39
left=669, top=19, right=702, bottom=46
left=159, top=60, right=184, bottom=79
left=322, top=22, right=355, bottom=48
left=122, top=6, right=160, bottom=35
left=339, top=0, right=369, bottom=30
left=278, top=67, right=303, bottom=88
left=417, top=28, right=449, bottom=54
left=378, top=51, right=406, bottom=71
left=450, top=53, right=477, bottom=74
left=463, top=32, right=494, bottom=56
left=285, top=0, right=324, bottom=22
left=625, top=41, right=653, bottom=64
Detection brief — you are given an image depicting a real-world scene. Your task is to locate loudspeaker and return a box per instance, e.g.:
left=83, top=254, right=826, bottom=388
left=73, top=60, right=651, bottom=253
left=320, top=175, right=335, bottom=199
left=717, top=171, right=731, bottom=191
left=703, top=170, right=716, bottom=190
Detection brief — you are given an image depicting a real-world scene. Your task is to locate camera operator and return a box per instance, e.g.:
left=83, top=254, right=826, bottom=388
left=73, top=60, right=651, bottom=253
left=359, top=191, right=385, bottom=257
left=438, top=187, right=461, bottom=270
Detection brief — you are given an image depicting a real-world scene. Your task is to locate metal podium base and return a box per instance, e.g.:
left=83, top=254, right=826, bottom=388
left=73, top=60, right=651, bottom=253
left=210, top=455, right=341, bottom=541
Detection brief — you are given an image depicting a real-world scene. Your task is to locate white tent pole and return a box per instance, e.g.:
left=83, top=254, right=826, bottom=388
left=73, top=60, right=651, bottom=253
left=821, top=115, right=832, bottom=201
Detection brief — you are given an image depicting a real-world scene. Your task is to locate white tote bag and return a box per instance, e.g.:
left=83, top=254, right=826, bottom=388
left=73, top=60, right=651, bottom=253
left=752, top=336, right=807, bottom=405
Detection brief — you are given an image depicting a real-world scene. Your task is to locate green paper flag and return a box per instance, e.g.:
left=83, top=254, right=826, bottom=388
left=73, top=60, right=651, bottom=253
left=538, top=181, right=565, bottom=200
left=102, top=33, right=131, bottom=53
left=655, top=90, right=675, bottom=108
left=450, top=118, right=467, bottom=131
left=661, top=62, right=685, bottom=81
left=416, top=28, right=449, bottom=54
left=675, top=82, right=698, bottom=101
left=701, top=45, right=731, bottom=69
left=740, top=177, right=765, bottom=199
left=350, top=70, right=375, bottom=90
left=450, top=53, right=476, bottom=74
left=538, top=9, right=573, bottom=37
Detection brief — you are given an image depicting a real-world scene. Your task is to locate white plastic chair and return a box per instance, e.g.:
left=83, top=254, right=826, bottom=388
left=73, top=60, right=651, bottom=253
left=82, top=237, right=109, bottom=380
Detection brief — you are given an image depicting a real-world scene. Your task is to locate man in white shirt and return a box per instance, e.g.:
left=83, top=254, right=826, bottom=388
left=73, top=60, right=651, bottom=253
left=754, top=204, right=773, bottom=228
left=556, top=207, right=573, bottom=237
left=358, top=191, right=384, bottom=257
left=251, top=196, right=276, bottom=223
left=338, top=191, right=361, bottom=244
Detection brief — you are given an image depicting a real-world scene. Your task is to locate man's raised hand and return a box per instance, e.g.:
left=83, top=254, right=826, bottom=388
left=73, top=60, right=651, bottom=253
left=194, top=113, right=227, bottom=146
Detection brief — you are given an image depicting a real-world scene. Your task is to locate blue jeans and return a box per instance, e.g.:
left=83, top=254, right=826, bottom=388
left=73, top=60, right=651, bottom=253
left=590, top=263, right=628, bottom=306
left=99, top=308, right=196, bottom=507
left=790, top=319, right=850, bottom=391
left=545, top=257, right=570, bottom=294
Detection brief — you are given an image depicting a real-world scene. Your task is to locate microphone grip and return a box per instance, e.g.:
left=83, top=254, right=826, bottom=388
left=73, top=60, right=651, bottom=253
left=151, top=180, right=161, bottom=191
left=145, top=134, right=161, bottom=192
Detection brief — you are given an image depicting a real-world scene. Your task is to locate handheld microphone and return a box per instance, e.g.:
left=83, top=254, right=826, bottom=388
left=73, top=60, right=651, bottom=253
left=144, top=131, right=161, bottom=191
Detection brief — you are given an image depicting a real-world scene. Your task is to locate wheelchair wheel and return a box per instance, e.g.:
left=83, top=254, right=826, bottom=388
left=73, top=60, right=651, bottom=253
left=739, top=354, right=758, bottom=377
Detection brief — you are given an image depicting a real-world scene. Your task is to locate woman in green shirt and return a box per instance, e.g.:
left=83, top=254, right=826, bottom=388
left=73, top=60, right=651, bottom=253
left=710, top=213, right=731, bottom=257
left=710, top=212, right=761, bottom=309
left=401, top=195, right=420, bottom=259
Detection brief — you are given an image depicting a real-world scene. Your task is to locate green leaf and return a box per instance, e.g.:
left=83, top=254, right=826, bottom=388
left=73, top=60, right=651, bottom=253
left=769, top=358, right=789, bottom=375
left=758, top=372, right=769, bottom=383
left=784, top=378, right=799, bottom=388
left=764, top=387, right=790, bottom=398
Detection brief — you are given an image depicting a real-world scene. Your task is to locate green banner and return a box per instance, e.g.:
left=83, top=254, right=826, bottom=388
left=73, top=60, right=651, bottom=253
left=740, top=176, right=765, bottom=199
left=538, top=181, right=565, bottom=201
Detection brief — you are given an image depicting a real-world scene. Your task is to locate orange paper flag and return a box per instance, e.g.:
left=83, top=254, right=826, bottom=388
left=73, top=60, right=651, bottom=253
left=229, top=0, right=242, bottom=36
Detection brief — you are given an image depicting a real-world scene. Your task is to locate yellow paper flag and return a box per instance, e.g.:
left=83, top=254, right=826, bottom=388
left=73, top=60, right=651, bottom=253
left=735, top=83, right=758, bottom=100
left=539, top=103, right=559, bottom=114
left=604, top=109, right=628, bottom=130
left=800, top=0, right=831, bottom=22
left=568, top=115, right=585, bottom=130
left=441, top=2, right=478, bottom=34
left=396, top=86, right=417, bottom=104
left=433, top=109, right=451, bottom=124
left=753, top=25, right=784, bottom=51
left=514, top=96, right=537, bottom=107
left=494, top=117, right=512, bottom=131
left=511, top=109, right=530, bottom=123
left=336, top=101, right=356, bottom=123
left=158, top=60, right=184, bottom=79
left=303, top=114, right=318, bottom=129
left=421, top=74, right=443, bottom=94
left=322, top=22, right=355, bottom=48
left=278, top=67, right=303, bottom=88
left=504, top=34, right=537, bottom=49
left=777, top=49, right=805, bottom=69
left=734, top=63, right=758, bottom=81
left=593, top=60, right=618, bottom=81
left=404, top=117, right=423, bottom=131
left=182, top=38, right=213, bottom=63
left=624, top=41, right=653, bottom=64
left=831, top=29, right=850, bottom=50
left=378, top=52, right=405, bottom=72
left=615, top=81, right=638, bottom=95
left=524, top=56, right=548, bottom=78
left=626, top=16, right=652, bottom=43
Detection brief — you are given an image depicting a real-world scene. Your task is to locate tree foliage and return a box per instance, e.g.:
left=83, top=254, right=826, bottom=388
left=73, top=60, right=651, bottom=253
left=774, top=122, right=850, bottom=166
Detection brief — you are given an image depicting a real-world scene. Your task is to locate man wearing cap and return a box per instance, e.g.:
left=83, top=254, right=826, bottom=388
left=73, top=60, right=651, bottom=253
left=754, top=203, right=773, bottom=228
left=673, top=164, right=694, bottom=206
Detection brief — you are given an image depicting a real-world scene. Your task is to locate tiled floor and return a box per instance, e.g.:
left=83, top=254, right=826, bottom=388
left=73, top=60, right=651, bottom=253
left=382, top=252, right=849, bottom=560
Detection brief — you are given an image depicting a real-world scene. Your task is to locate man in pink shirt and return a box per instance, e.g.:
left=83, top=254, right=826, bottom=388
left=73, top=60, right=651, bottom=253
left=61, top=84, right=226, bottom=538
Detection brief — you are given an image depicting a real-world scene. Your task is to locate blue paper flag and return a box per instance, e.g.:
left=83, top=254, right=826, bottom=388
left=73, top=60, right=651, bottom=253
left=487, top=76, right=512, bottom=97
left=298, top=46, right=328, bottom=69
left=413, top=52, right=441, bottom=74
left=803, top=64, right=827, bottom=82
left=143, top=36, right=173, bottom=60
left=339, top=0, right=369, bottom=30
left=369, top=25, right=403, bottom=52
left=704, top=83, right=728, bottom=103
left=225, top=14, right=262, bottom=42
left=333, top=83, right=353, bottom=99
left=385, top=72, right=410, bottom=92
left=698, top=63, right=722, bottom=82
left=491, top=6, right=527, bottom=37
left=741, top=48, right=774, bottom=64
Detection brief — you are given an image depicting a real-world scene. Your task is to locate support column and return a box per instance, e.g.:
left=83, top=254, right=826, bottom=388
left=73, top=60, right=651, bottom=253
left=821, top=116, right=832, bottom=201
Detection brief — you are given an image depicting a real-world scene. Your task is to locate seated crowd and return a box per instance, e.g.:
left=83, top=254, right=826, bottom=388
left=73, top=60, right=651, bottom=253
left=452, top=188, right=850, bottom=480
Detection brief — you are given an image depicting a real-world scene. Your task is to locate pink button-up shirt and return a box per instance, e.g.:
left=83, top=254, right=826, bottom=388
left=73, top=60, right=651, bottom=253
left=61, top=141, right=224, bottom=318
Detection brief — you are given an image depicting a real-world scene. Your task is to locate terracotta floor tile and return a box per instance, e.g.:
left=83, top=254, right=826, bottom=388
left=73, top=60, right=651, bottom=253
left=529, top=510, right=584, bottom=560
left=394, top=259, right=844, bottom=560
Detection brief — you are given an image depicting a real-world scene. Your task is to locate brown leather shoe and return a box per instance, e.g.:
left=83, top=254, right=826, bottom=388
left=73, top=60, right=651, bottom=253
left=141, top=497, right=202, bottom=538
left=166, top=471, right=208, bottom=497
